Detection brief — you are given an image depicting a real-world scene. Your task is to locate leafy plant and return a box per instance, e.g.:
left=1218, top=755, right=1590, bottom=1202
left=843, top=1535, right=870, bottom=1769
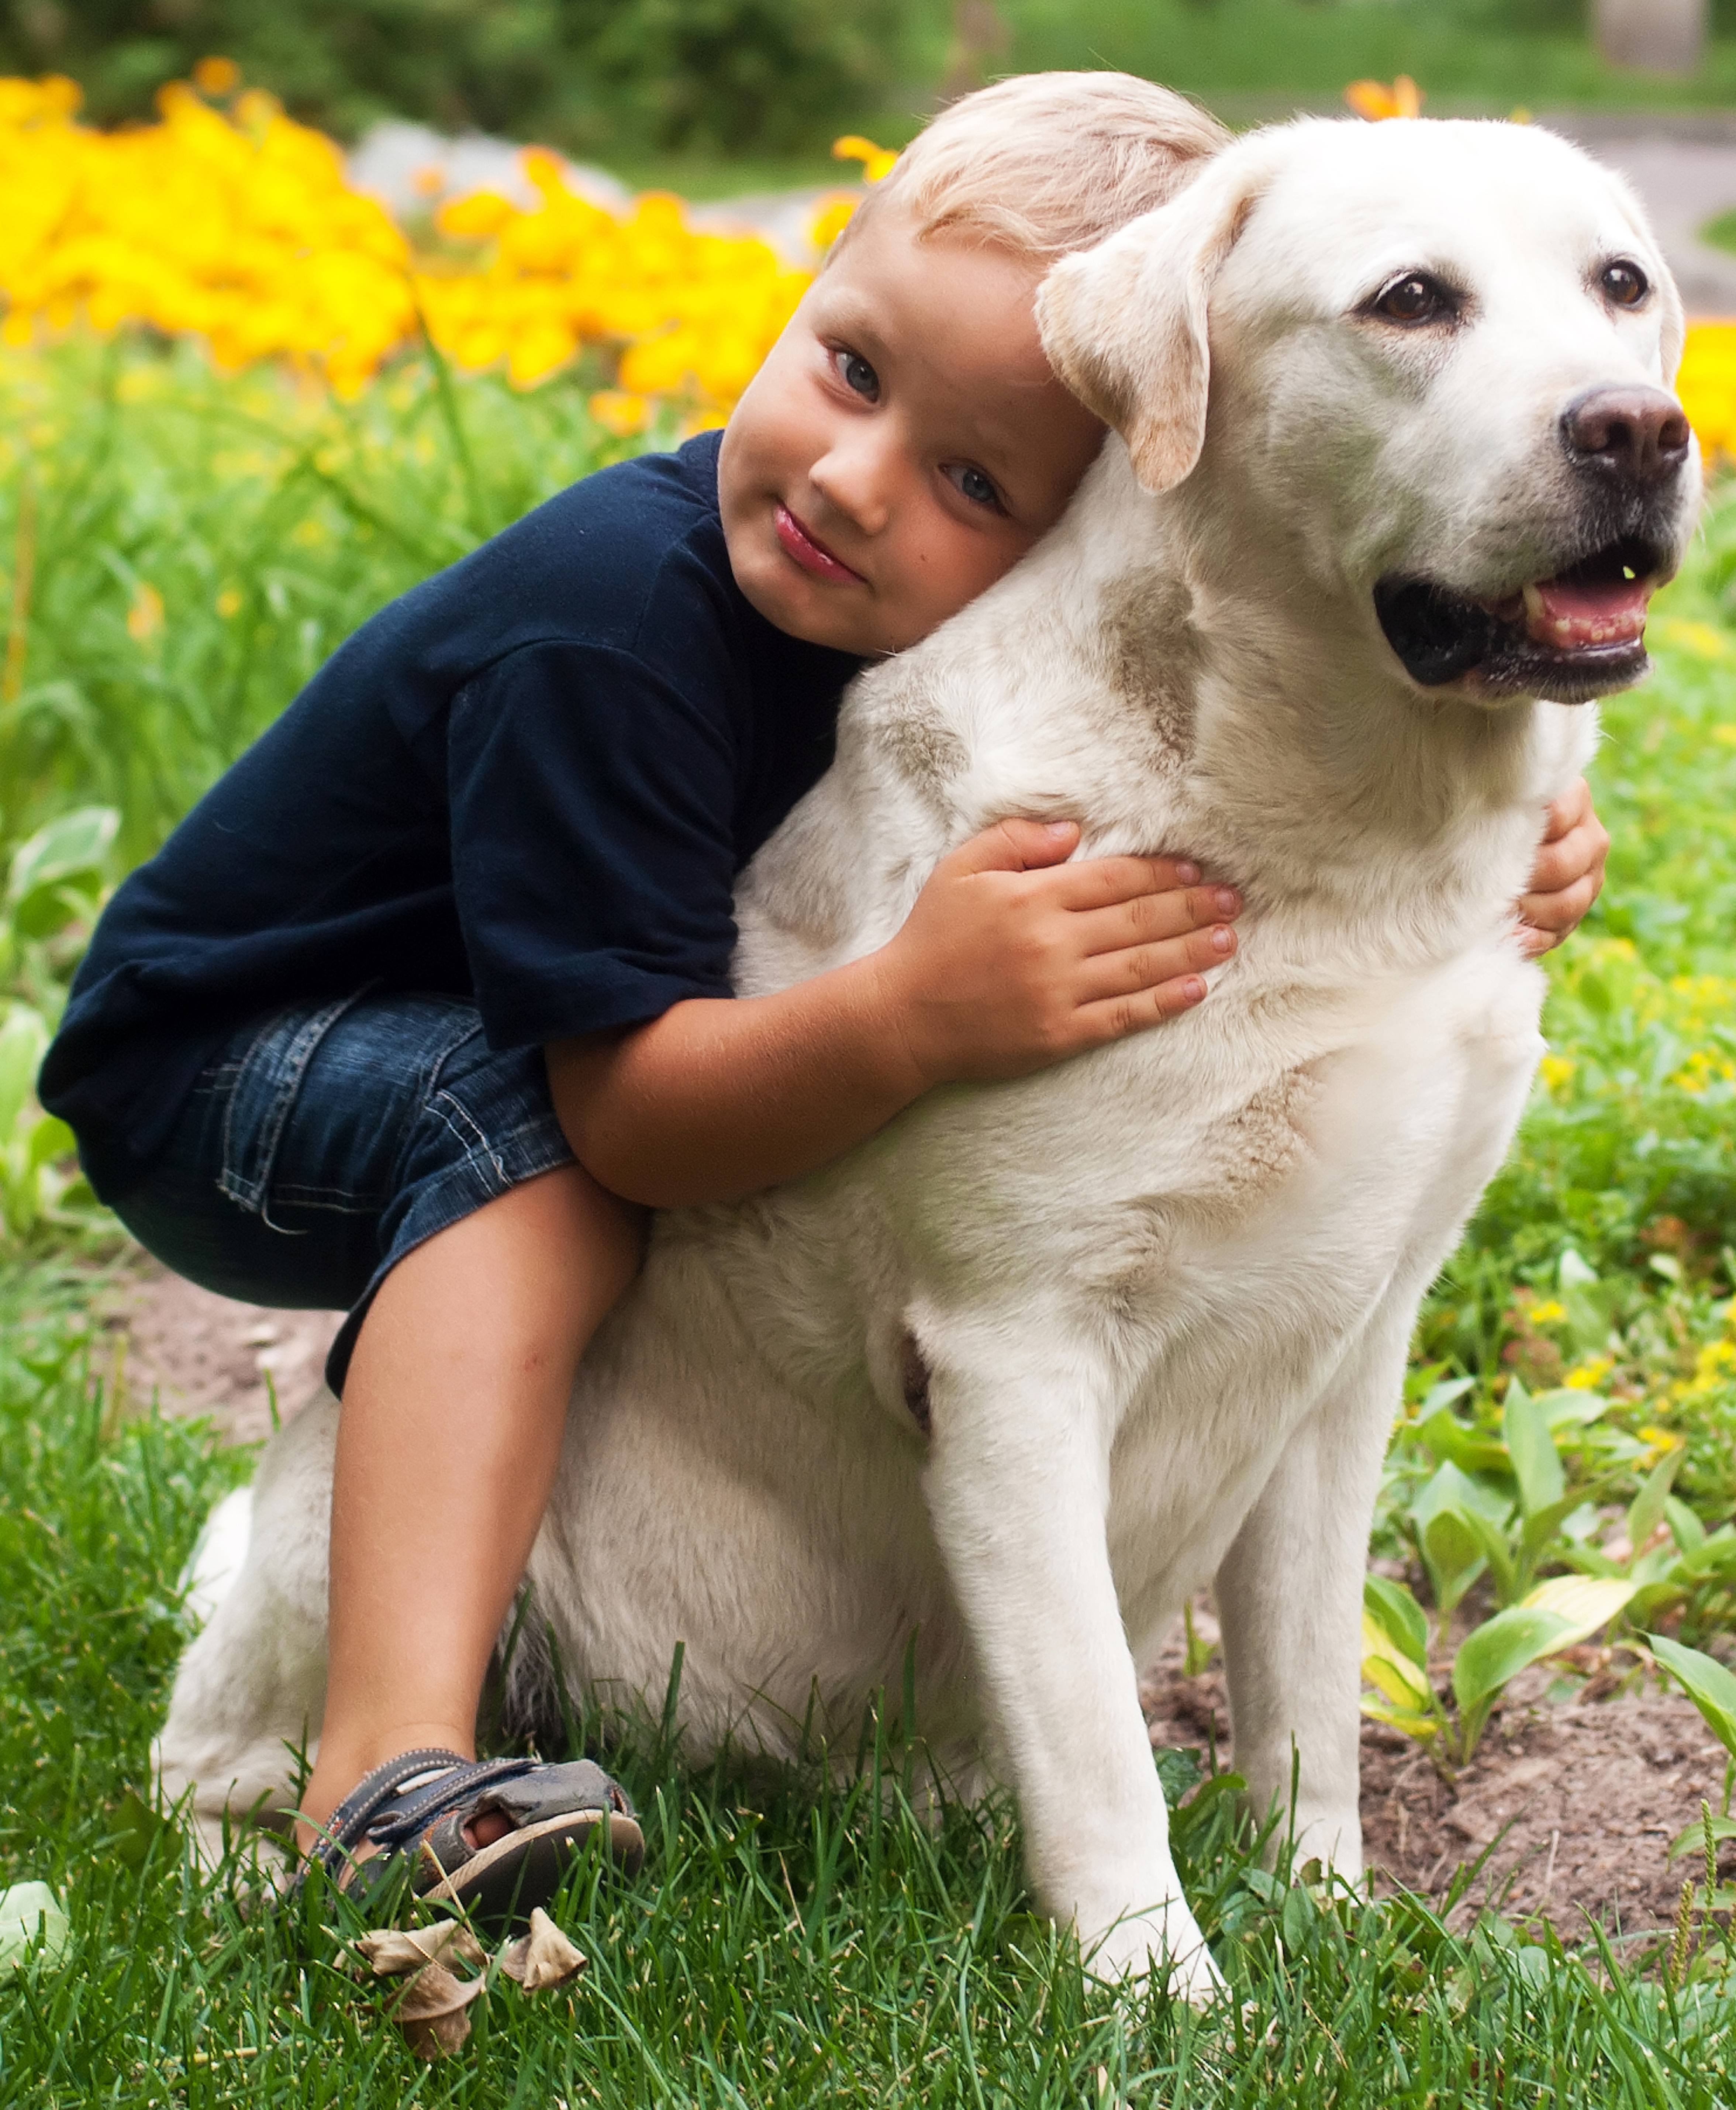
left=1361, top=1569, right=1638, bottom=1772
left=0, top=806, right=116, bottom=1243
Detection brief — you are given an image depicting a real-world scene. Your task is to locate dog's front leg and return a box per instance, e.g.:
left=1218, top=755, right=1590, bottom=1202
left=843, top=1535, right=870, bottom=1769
left=921, top=1326, right=1221, bottom=2002
left=1214, top=1304, right=1413, bottom=1885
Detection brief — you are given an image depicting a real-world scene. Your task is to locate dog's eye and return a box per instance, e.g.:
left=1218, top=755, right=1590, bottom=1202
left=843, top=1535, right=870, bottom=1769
left=1600, top=260, right=1649, bottom=309
left=1371, top=273, right=1454, bottom=325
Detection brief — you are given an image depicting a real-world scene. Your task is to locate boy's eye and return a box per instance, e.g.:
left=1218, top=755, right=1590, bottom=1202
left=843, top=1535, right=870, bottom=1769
left=945, top=463, right=1004, bottom=512
left=833, top=348, right=879, bottom=401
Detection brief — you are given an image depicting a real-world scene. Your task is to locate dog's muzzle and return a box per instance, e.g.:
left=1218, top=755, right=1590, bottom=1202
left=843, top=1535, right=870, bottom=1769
left=1374, top=383, right=1695, bottom=703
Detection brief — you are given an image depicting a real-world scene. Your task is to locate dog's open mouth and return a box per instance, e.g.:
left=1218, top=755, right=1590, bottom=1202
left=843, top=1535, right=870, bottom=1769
left=1374, top=535, right=1671, bottom=701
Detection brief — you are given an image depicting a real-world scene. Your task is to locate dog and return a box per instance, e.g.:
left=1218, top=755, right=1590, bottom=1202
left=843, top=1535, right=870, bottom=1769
left=157, top=116, right=1700, bottom=2002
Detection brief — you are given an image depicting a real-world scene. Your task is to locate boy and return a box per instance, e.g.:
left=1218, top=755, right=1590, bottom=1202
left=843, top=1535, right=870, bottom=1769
left=41, top=72, right=1608, bottom=1921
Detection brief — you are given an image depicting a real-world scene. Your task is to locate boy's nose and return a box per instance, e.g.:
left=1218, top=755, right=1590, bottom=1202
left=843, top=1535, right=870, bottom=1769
left=809, top=432, right=898, bottom=537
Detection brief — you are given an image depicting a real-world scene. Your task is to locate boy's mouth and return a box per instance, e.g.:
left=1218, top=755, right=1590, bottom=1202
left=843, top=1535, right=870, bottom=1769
left=775, top=503, right=864, bottom=586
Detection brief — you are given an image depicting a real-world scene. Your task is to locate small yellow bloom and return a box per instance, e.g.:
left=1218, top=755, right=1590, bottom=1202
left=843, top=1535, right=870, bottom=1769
left=1528, top=1299, right=1567, bottom=1327
left=215, top=586, right=242, bottom=618
left=1564, top=1355, right=1613, bottom=1390
left=1345, top=76, right=1423, bottom=123
left=808, top=195, right=859, bottom=252
left=126, top=581, right=164, bottom=643
left=191, top=56, right=240, bottom=98
left=1655, top=618, right=1730, bottom=662
left=1539, top=1052, right=1576, bottom=1094
left=589, top=389, right=651, bottom=438
left=832, top=135, right=899, bottom=183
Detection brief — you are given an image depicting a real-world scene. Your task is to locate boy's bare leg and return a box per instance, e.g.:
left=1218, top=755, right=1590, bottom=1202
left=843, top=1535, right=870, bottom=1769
left=294, top=1163, right=643, bottom=1856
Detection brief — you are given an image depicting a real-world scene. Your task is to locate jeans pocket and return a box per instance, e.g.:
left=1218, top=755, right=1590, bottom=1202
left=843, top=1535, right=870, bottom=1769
left=217, top=993, right=368, bottom=1222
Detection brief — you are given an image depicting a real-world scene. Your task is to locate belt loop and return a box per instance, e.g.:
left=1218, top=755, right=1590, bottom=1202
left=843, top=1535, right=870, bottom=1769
left=218, top=989, right=373, bottom=1225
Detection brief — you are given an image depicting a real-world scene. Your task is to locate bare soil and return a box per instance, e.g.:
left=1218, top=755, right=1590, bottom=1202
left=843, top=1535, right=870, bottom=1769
left=104, top=1262, right=1733, bottom=1940
left=1143, top=1603, right=1733, bottom=1942
left=96, top=1260, right=342, bottom=1445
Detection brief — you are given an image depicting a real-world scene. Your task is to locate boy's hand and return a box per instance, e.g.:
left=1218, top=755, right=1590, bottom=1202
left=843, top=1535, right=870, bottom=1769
left=1516, top=777, right=1608, bottom=958
left=874, top=817, right=1239, bottom=1088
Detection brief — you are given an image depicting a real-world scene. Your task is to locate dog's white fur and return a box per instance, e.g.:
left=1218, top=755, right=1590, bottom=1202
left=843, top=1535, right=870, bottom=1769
left=157, top=118, right=1698, bottom=2000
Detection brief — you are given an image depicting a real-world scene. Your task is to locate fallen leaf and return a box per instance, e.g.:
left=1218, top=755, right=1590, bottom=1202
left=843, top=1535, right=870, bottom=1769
left=392, top=1962, right=487, bottom=2060
left=353, top=1920, right=486, bottom=1976
left=0, top=1883, right=69, bottom=1970
left=498, top=1906, right=587, bottom=1991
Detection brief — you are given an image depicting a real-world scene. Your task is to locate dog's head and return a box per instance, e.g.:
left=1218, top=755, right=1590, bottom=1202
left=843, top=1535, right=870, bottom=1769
left=1038, top=117, right=1701, bottom=706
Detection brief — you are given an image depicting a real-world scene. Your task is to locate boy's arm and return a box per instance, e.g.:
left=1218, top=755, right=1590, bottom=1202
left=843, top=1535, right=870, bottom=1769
left=1515, top=776, right=1609, bottom=957
left=548, top=818, right=1240, bottom=1209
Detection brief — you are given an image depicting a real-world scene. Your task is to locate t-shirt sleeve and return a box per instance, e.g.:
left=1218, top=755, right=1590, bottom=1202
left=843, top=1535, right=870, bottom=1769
left=447, top=637, right=744, bottom=1049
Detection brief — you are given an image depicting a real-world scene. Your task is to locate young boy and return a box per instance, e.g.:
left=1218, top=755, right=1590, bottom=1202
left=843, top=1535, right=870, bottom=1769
left=41, top=72, right=1609, bottom=1921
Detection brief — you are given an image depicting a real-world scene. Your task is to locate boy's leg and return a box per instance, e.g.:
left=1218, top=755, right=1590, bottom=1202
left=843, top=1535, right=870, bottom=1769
left=296, top=1161, right=643, bottom=1856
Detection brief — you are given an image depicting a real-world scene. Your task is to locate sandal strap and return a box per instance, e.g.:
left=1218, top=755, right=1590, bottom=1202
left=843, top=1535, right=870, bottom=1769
left=365, top=1755, right=538, bottom=1852
left=308, top=1746, right=493, bottom=1878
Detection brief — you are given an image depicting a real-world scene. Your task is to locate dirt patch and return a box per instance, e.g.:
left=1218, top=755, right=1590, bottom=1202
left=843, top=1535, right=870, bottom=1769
left=96, top=1261, right=342, bottom=1445
left=1141, top=1600, right=1732, bottom=1942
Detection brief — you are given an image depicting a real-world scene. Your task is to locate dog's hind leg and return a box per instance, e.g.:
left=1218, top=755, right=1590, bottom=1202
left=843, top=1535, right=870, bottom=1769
left=1213, top=1300, right=1414, bottom=1883
left=919, top=1320, right=1222, bottom=2004
left=155, top=1396, right=338, bottom=1868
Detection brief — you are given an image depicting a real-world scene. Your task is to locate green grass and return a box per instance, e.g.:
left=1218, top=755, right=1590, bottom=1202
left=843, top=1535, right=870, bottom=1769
left=988, top=1, right=1736, bottom=122
left=7, top=335, right=1736, bottom=2096
left=4, top=1267, right=1736, bottom=2105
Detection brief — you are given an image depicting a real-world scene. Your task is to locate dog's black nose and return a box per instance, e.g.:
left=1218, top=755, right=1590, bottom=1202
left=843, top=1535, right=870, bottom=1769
left=1560, top=385, right=1691, bottom=487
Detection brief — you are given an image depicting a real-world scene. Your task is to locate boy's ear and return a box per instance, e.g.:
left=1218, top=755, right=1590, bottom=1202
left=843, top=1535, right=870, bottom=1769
left=1036, top=142, right=1282, bottom=495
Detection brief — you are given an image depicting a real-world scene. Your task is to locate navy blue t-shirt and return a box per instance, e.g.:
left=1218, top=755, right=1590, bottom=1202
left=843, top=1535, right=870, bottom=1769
left=41, top=431, right=863, bottom=1193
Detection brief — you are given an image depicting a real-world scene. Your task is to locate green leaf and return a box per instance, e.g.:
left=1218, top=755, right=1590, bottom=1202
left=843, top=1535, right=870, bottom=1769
left=1665, top=1496, right=1707, bottom=1558
left=1416, top=1405, right=1509, bottom=1476
left=1412, top=1461, right=1511, bottom=1615
left=1626, top=1448, right=1684, bottom=1559
left=1668, top=1813, right=1736, bottom=1862
left=1504, top=1380, right=1565, bottom=1521
left=1363, top=1574, right=1428, bottom=1668
left=4, top=806, right=118, bottom=910
left=1452, top=1605, right=1575, bottom=1715
left=0, top=1007, right=48, bottom=1140
left=1649, top=1634, right=1736, bottom=1760
left=0, top=1883, right=68, bottom=1971
left=1534, top=1389, right=1613, bottom=1432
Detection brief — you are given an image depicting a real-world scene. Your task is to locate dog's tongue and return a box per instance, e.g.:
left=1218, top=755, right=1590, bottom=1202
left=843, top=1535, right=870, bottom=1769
left=1522, top=574, right=1653, bottom=650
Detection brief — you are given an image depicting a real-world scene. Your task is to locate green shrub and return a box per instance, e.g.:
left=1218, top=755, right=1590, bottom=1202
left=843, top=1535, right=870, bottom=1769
left=0, top=0, right=914, bottom=157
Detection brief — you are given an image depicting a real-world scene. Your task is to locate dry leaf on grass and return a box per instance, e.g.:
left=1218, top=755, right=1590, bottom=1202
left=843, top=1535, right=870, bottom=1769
left=498, top=1907, right=587, bottom=1991
left=391, top=1962, right=488, bottom=2060
left=353, top=1921, right=487, bottom=1976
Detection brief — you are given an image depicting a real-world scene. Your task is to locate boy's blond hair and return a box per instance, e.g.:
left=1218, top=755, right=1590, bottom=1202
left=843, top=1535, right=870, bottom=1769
left=844, top=71, right=1227, bottom=264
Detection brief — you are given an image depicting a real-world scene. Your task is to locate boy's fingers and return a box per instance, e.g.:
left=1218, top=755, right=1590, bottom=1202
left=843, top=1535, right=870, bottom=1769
left=1518, top=870, right=1598, bottom=939
left=942, top=817, right=1080, bottom=878
left=1083, top=924, right=1236, bottom=999
left=1541, top=775, right=1593, bottom=841
left=1071, top=885, right=1240, bottom=954
left=1044, top=854, right=1214, bottom=910
left=1074, top=974, right=1209, bottom=1044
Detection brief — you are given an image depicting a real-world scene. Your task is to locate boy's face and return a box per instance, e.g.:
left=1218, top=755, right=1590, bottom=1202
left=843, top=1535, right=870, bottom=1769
left=718, top=202, right=1107, bottom=657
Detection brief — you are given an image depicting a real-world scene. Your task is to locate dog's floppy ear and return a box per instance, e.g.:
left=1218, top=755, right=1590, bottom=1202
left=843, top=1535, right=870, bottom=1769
left=1037, top=143, right=1281, bottom=494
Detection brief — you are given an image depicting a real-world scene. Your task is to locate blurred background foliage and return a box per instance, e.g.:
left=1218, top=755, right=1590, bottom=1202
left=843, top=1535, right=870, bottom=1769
left=6, top=0, right=1736, bottom=166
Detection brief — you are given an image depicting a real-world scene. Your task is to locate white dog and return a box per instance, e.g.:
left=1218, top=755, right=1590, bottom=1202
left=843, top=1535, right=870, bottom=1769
left=157, top=117, right=1699, bottom=2001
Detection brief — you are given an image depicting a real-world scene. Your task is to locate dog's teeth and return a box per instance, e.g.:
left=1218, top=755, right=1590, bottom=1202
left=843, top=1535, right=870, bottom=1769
left=1522, top=582, right=1546, bottom=628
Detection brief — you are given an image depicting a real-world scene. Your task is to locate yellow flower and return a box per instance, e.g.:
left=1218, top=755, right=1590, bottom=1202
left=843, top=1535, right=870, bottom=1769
left=589, top=389, right=651, bottom=438
left=126, top=581, right=163, bottom=643
left=808, top=195, right=860, bottom=252
left=1654, top=617, right=1730, bottom=662
left=191, top=56, right=239, bottom=99
left=1539, top=1052, right=1576, bottom=1094
left=1527, top=1299, right=1567, bottom=1326
left=1563, top=1355, right=1613, bottom=1390
left=214, top=586, right=242, bottom=618
left=1345, top=77, right=1423, bottom=122
left=832, top=135, right=898, bottom=183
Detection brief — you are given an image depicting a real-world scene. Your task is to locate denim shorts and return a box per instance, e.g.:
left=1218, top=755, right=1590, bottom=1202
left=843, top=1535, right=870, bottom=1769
left=110, top=993, right=575, bottom=1396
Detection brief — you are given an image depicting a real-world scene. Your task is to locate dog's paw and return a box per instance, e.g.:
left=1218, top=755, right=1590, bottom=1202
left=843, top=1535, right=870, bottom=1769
left=1084, top=1905, right=1225, bottom=2008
